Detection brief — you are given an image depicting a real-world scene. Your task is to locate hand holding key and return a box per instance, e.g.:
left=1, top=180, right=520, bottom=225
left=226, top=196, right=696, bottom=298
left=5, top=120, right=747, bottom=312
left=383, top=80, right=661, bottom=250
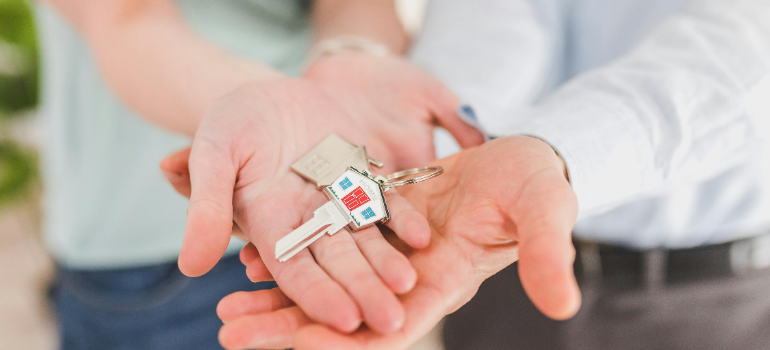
left=276, top=164, right=444, bottom=262
left=209, top=136, right=582, bottom=350
left=276, top=134, right=444, bottom=262
left=165, top=78, right=482, bottom=334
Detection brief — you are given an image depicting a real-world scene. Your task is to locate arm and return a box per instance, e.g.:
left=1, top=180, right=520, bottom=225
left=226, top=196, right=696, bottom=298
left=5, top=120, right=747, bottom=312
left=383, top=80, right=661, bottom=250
left=302, top=0, right=484, bottom=153
left=44, top=0, right=283, bottom=136
left=135, top=0, right=479, bottom=335
left=44, top=0, right=414, bottom=136
left=311, top=0, right=407, bottom=53
left=46, top=0, right=474, bottom=334
left=510, top=0, right=770, bottom=217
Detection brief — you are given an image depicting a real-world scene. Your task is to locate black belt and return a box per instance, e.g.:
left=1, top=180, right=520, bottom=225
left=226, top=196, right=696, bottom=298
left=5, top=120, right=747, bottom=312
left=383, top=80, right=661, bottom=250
left=573, top=233, right=770, bottom=289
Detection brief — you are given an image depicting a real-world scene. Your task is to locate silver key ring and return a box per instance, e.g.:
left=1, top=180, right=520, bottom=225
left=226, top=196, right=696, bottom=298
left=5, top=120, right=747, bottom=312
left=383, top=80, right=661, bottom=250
left=378, top=166, right=444, bottom=189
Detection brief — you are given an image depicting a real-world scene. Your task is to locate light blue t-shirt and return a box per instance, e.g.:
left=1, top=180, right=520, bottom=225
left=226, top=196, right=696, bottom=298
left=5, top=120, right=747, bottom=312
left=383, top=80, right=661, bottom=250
left=35, top=0, right=311, bottom=269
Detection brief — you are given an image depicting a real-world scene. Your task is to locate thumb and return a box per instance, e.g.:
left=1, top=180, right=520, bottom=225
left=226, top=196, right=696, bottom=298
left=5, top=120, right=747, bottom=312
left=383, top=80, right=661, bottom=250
left=514, top=168, right=581, bottom=320
left=425, top=81, right=485, bottom=148
left=177, top=139, right=237, bottom=277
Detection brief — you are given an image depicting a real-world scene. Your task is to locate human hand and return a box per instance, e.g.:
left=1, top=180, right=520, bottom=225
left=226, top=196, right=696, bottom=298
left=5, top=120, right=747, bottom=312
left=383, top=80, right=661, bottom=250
left=164, top=77, right=483, bottom=334
left=210, top=136, right=581, bottom=349
left=304, top=52, right=485, bottom=163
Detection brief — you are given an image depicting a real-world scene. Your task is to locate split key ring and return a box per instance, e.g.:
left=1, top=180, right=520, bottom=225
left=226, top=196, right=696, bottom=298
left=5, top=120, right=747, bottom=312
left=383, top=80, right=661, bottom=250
left=375, top=166, right=444, bottom=189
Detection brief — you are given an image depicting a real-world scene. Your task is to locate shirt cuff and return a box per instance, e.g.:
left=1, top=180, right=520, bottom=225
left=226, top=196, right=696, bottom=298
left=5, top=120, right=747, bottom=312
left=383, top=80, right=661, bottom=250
left=503, top=95, right=654, bottom=219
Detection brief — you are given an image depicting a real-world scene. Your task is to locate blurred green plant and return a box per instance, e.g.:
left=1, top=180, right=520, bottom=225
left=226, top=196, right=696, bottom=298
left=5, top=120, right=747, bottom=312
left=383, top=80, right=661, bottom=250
left=0, top=0, right=38, bottom=206
left=0, top=0, right=38, bottom=114
left=0, top=140, right=36, bottom=203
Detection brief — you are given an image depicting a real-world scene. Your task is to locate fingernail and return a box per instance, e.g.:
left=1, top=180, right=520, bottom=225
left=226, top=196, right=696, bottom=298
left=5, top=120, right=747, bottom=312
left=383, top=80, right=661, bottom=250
left=457, top=104, right=494, bottom=141
left=458, top=104, right=477, bottom=121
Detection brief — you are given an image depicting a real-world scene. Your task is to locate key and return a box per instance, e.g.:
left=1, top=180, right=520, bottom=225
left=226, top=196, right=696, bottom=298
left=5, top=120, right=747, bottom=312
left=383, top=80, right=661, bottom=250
left=292, top=134, right=383, bottom=188
left=275, top=167, right=390, bottom=262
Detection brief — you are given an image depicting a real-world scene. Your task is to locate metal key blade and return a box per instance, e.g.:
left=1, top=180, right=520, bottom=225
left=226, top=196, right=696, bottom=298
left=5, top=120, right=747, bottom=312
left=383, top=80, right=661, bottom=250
left=275, top=201, right=349, bottom=262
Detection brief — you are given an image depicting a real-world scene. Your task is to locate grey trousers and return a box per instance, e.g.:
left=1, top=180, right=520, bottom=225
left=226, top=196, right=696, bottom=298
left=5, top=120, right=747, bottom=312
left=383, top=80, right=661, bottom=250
left=443, top=261, right=770, bottom=350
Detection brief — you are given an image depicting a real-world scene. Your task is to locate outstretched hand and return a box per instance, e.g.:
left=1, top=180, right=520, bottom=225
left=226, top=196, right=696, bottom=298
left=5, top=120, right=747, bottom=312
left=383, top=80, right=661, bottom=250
left=165, top=136, right=581, bottom=349
left=162, top=55, right=483, bottom=335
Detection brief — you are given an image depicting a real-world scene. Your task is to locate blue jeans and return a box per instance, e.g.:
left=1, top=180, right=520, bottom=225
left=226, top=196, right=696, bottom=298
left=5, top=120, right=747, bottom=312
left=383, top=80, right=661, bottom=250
left=51, top=254, right=275, bottom=350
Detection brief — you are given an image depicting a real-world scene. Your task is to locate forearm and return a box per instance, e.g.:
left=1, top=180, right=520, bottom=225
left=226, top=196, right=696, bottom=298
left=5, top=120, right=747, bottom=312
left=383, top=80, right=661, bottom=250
left=510, top=0, right=770, bottom=217
left=311, top=0, right=407, bottom=54
left=45, top=0, right=284, bottom=136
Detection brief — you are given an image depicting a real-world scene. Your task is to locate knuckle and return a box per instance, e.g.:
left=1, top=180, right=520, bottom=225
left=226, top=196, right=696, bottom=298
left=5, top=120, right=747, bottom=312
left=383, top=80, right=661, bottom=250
left=313, top=237, right=358, bottom=263
left=190, top=198, right=229, bottom=214
left=190, top=198, right=232, bottom=220
left=351, top=229, right=383, bottom=247
left=349, top=271, right=381, bottom=290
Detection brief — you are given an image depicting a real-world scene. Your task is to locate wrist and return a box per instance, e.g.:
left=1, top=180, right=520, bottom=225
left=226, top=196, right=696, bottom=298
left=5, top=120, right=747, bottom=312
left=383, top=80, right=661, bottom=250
left=191, top=67, right=288, bottom=130
left=304, top=35, right=391, bottom=69
left=227, top=56, right=287, bottom=83
left=498, top=135, right=571, bottom=183
left=531, top=136, right=571, bottom=183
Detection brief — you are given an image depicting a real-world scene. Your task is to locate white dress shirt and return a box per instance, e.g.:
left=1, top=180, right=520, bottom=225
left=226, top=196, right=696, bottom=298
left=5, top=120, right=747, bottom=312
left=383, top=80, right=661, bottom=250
left=413, top=0, right=770, bottom=248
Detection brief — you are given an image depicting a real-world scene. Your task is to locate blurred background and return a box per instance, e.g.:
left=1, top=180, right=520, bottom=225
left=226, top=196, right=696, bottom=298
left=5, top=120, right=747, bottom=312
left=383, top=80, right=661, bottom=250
left=0, top=0, right=440, bottom=349
left=0, top=0, right=58, bottom=349
left=3, top=0, right=767, bottom=349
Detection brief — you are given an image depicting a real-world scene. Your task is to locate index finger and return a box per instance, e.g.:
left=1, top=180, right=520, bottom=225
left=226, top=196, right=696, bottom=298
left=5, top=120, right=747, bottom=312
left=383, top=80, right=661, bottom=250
left=160, top=147, right=192, bottom=198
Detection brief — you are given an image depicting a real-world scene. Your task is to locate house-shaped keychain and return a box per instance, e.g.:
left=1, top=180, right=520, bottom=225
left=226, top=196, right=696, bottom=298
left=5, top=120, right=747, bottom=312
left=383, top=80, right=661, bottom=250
left=291, top=134, right=383, bottom=188
left=323, top=167, right=390, bottom=229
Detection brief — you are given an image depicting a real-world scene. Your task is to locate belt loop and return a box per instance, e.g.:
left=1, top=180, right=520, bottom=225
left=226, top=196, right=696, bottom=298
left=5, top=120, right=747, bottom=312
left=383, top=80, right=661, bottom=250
left=730, top=239, right=752, bottom=274
left=643, top=249, right=667, bottom=291
left=731, top=234, right=770, bottom=274
left=578, top=241, right=602, bottom=283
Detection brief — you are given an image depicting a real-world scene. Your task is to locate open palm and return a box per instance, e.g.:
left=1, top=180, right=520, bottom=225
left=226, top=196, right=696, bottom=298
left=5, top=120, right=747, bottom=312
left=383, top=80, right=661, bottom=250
left=195, top=136, right=581, bottom=349
left=171, top=73, right=483, bottom=334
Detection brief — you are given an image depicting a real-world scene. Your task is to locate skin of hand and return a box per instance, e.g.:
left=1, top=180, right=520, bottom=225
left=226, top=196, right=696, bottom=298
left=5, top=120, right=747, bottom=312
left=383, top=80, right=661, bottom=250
left=185, top=135, right=582, bottom=350
left=163, top=74, right=483, bottom=335
left=49, top=0, right=482, bottom=337
left=303, top=52, right=484, bottom=166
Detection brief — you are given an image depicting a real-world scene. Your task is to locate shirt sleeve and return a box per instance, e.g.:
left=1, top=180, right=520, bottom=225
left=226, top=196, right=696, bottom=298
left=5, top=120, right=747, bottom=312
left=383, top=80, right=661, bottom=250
left=409, top=0, right=550, bottom=132
left=508, top=0, right=770, bottom=218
